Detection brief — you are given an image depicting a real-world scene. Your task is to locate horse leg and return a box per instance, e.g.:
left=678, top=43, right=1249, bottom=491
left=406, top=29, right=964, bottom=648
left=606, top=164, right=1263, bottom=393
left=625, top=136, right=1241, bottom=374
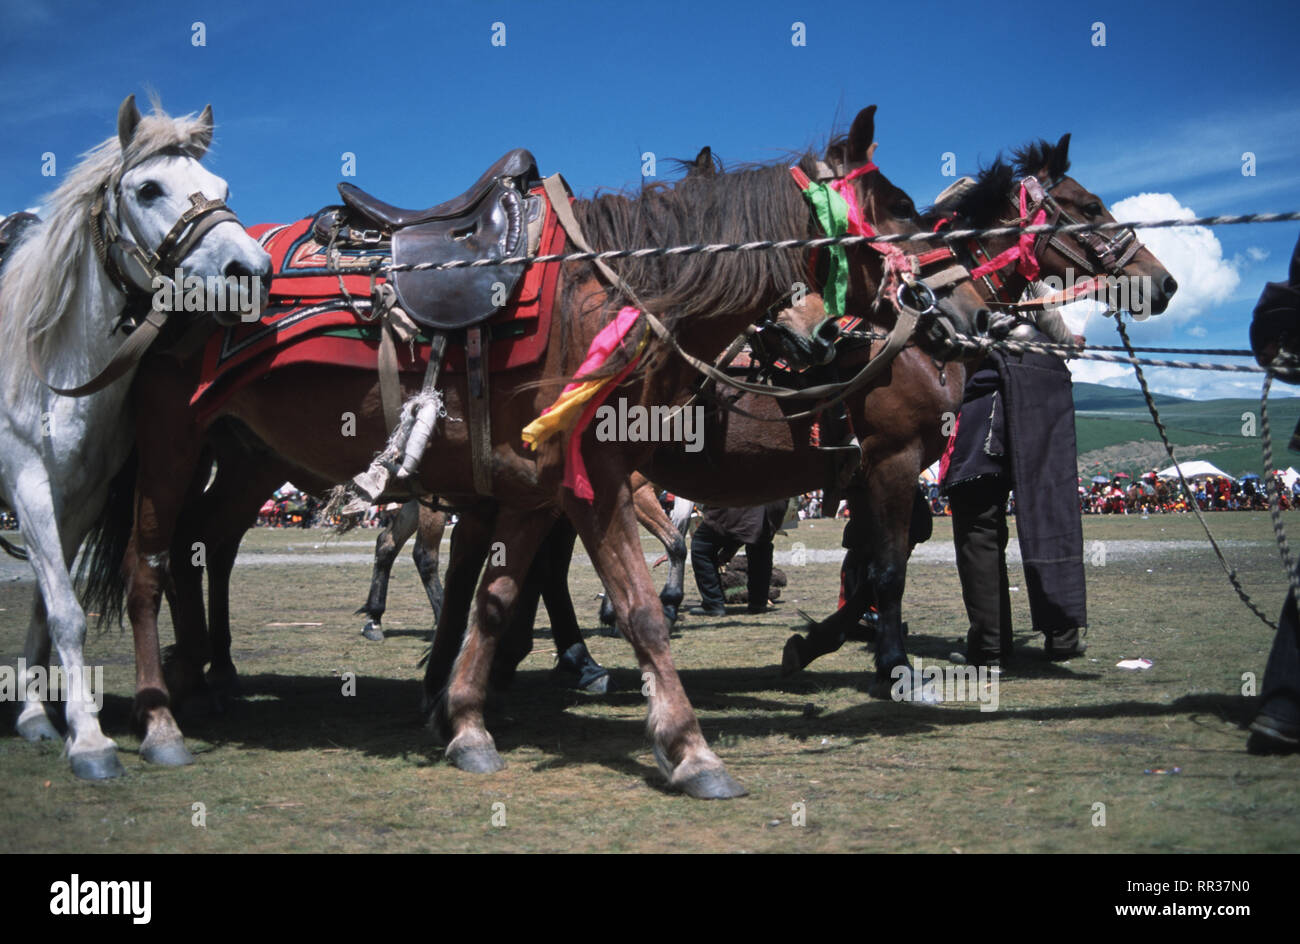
left=632, top=475, right=687, bottom=623
left=490, top=518, right=547, bottom=690
left=857, top=454, right=929, bottom=699
left=411, top=503, right=446, bottom=626
left=782, top=544, right=872, bottom=676
left=204, top=532, right=241, bottom=701
left=11, top=487, right=122, bottom=778
left=164, top=491, right=214, bottom=710
left=563, top=475, right=744, bottom=799
left=538, top=518, right=611, bottom=694
left=356, top=499, right=418, bottom=640
left=15, top=594, right=59, bottom=742
left=431, top=507, right=553, bottom=774
left=421, top=503, right=495, bottom=716
left=125, top=376, right=201, bottom=767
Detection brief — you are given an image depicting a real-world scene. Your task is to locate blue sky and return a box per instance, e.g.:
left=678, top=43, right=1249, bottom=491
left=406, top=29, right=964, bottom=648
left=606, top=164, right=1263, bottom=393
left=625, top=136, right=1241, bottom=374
left=3, top=0, right=1299, bottom=398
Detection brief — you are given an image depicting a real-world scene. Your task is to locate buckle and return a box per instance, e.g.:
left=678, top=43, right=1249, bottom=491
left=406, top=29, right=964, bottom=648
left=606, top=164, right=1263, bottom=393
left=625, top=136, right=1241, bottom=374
left=896, top=279, right=937, bottom=315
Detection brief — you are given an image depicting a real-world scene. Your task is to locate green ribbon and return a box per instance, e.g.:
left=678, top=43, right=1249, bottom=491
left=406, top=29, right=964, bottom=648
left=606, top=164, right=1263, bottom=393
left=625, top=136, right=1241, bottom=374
left=798, top=180, right=851, bottom=317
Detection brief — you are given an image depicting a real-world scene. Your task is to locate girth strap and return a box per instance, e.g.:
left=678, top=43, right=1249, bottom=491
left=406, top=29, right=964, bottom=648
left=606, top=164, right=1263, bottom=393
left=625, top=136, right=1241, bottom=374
left=465, top=326, right=494, bottom=495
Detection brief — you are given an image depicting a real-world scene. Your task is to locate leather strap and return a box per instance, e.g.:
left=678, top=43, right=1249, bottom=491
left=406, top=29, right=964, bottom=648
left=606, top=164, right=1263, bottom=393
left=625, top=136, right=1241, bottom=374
left=541, top=173, right=923, bottom=417
left=465, top=326, right=493, bottom=495
left=377, top=317, right=402, bottom=431
left=28, top=307, right=170, bottom=397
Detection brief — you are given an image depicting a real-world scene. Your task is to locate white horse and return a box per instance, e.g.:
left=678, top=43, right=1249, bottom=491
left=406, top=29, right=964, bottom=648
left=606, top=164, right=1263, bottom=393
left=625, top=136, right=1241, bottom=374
left=0, top=95, right=270, bottom=779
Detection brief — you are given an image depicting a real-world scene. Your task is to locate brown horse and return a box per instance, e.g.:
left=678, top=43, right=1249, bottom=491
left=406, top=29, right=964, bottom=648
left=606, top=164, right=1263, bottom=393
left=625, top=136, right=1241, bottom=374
left=98, top=105, right=991, bottom=797
left=507, top=134, right=1179, bottom=692
left=780, top=133, right=1177, bottom=677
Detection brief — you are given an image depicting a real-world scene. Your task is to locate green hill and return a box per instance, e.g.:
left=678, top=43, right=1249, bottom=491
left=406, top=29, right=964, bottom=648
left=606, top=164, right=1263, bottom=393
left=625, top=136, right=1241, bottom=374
left=1070, top=382, right=1300, bottom=478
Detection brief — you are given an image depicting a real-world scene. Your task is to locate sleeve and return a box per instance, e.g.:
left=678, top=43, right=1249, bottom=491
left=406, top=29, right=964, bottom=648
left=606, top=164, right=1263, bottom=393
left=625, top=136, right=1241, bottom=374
left=1250, top=232, right=1300, bottom=370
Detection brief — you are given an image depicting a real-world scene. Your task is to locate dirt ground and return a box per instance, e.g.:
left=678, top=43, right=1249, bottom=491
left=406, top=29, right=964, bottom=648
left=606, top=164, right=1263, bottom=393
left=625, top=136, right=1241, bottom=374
left=0, top=512, right=1296, bottom=853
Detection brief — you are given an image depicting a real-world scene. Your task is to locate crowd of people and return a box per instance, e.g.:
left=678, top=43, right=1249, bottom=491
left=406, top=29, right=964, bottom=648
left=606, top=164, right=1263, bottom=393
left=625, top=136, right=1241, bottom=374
left=1081, top=471, right=1296, bottom=515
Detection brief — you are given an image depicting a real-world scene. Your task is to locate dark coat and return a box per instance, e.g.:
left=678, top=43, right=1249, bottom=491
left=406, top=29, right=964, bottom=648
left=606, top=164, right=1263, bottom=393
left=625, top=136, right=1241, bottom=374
left=701, top=500, right=788, bottom=545
left=1250, top=232, right=1300, bottom=377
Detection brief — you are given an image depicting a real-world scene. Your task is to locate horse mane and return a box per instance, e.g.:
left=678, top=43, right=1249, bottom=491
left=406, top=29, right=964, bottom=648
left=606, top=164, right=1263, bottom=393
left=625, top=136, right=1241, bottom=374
left=570, top=150, right=820, bottom=328
left=0, top=96, right=215, bottom=398
left=948, top=139, right=1072, bottom=227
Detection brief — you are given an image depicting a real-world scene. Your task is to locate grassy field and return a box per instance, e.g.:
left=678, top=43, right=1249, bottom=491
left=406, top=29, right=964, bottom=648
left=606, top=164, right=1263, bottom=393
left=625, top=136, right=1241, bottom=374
left=1072, top=381, right=1300, bottom=479
left=1, top=512, right=1298, bottom=853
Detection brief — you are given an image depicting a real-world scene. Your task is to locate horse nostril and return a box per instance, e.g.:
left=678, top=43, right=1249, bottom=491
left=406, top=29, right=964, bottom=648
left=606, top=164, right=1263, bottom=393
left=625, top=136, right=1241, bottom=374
left=225, top=260, right=252, bottom=279
left=1162, top=275, right=1178, bottom=297
left=975, top=308, right=992, bottom=335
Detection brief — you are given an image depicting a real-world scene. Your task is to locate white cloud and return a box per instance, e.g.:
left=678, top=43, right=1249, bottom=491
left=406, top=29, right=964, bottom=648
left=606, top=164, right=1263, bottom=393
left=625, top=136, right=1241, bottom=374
left=1248, top=247, right=1270, bottom=263
left=1111, top=192, right=1240, bottom=320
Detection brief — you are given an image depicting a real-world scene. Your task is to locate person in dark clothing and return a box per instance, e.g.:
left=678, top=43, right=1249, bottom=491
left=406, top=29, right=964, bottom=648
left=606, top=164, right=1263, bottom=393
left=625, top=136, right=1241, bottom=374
left=1247, top=231, right=1300, bottom=754
left=941, top=305, right=1088, bottom=666
left=689, top=500, right=788, bottom=616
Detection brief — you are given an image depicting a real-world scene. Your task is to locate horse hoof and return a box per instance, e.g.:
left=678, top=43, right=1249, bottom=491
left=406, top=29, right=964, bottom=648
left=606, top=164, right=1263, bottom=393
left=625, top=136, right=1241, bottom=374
left=361, top=620, right=384, bottom=642
left=446, top=740, right=505, bottom=774
left=661, top=604, right=679, bottom=624
left=580, top=671, right=612, bottom=695
left=678, top=768, right=748, bottom=799
left=140, top=736, right=196, bottom=768
left=16, top=713, right=60, bottom=742
left=69, top=747, right=126, bottom=781
left=781, top=635, right=807, bottom=677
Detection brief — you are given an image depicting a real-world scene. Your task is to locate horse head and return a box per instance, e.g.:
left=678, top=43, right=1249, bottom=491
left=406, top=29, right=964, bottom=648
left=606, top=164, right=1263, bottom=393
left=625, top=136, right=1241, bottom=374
left=103, top=95, right=271, bottom=327
left=820, top=105, right=992, bottom=356
left=944, top=134, right=1178, bottom=322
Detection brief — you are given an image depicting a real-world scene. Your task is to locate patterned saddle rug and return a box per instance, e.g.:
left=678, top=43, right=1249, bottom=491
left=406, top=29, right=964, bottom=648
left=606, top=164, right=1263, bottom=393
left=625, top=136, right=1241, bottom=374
left=191, top=184, right=565, bottom=424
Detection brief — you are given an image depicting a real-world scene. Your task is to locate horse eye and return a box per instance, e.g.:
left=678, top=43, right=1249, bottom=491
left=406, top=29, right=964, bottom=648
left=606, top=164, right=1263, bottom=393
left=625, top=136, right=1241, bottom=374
left=892, top=199, right=915, bottom=219
left=1083, top=202, right=1103, bottom=217
left=137, top=181, right=163, bottom=202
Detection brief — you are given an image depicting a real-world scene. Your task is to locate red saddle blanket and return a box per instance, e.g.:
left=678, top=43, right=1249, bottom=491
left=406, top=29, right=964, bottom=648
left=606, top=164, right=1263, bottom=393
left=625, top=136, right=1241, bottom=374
left=191, top=186, right=565, bottom=423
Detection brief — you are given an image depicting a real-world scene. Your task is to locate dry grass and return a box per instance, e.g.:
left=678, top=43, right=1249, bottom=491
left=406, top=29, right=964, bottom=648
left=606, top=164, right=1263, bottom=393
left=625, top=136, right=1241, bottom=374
left=1, top=512, right=1297, bottom=852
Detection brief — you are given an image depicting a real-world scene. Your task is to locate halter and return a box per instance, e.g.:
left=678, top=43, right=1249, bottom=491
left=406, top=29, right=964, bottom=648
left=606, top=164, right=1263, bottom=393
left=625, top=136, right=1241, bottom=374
left=89, top=164, right=242, bottom=323
left=31, top=154, right=244, bottom=397
left=960, top=174, right=1144, bottom=311
left=790, top=162, right=969, bottom=316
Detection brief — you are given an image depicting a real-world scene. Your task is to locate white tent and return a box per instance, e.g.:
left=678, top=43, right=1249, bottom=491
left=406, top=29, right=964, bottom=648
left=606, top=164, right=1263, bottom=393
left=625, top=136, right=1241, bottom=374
left=1284, top=468, right=1300, bottom=491
left=1155, top=461, right=1234, bottom=481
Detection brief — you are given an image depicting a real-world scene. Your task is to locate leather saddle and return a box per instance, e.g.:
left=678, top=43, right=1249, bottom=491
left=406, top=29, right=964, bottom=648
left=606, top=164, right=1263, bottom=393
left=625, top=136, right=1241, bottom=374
left=331, top=149, right=541, bottom=331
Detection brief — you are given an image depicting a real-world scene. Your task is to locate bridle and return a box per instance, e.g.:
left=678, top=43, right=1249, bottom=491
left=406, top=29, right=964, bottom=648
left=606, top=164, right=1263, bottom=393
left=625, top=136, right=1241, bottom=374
left=90, top=160, right=243, bottom=316
left=957, top=173, right=1144, bottom=312
left=31, top=152, right=244, bottom=398
left=791, top=161, right=970, bottom=314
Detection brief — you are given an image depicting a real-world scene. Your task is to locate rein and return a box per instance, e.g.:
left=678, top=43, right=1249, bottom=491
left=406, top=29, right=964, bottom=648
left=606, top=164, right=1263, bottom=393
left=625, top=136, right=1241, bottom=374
left=959, top=174, right=1143, bottom=313
left=542, top=171, right=943, bottom=414
left=30, top=178, right=241, bottom=398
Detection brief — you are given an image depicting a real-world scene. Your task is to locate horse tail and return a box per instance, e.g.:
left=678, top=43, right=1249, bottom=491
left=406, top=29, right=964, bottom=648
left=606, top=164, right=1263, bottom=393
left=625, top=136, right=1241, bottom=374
left=76, top=448, right=137, bottom=631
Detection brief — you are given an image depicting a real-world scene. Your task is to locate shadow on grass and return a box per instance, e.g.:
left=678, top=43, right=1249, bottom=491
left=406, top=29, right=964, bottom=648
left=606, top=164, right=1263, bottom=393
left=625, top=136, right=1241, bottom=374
left=80, top=658, right=1260, bottom=782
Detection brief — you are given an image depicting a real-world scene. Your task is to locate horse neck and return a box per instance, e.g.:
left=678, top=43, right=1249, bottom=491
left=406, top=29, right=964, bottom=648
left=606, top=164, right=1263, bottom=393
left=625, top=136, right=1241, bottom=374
left=25, top=251, right=131, bottom=413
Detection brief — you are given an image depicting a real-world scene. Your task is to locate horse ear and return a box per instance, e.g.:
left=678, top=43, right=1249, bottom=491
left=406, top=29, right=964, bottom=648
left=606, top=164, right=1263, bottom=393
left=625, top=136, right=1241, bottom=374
left=117, top=94, right=141, bottom=151
left=1050, top=132, right=1071, bottom=178
left=693, top=146, right=712, bottom=174
left=192, top=104, right=214, bottom=158
left=847, top=105, right=877, bottom=163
